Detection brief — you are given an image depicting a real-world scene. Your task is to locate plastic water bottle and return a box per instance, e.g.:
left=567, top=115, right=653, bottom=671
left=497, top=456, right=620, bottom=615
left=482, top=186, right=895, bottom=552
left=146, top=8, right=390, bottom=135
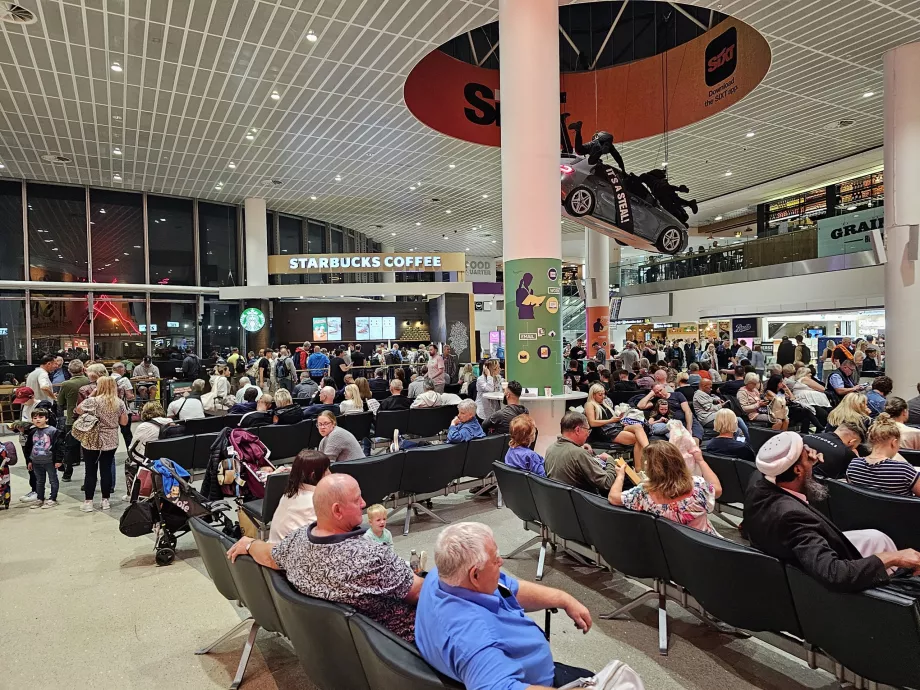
left=409, top=549, right=420, bottom=573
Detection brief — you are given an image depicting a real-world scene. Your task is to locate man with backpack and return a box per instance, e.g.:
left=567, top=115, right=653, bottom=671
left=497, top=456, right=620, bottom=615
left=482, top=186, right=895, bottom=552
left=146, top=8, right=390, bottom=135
left=275, top=346, right=297, bottom=392
left=794, top=334, right=812, bottom=365
left=181, top=350, right=203, bottom=381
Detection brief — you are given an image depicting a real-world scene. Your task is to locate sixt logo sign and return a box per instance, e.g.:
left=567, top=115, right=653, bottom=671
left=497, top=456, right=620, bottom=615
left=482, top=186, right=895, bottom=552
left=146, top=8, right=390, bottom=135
left=705, top=27, right=737, bottom=86
left=464, top=84, right=567, bottom=127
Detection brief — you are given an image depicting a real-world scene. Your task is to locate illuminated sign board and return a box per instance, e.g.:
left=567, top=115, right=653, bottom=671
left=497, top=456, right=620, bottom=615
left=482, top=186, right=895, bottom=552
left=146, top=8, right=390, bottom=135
left=268, top=252, right=466, bottom=274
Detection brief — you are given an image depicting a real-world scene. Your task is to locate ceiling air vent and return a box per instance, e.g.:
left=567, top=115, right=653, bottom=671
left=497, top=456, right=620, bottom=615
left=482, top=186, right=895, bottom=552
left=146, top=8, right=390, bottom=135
left=0, top=3, right=37, bottom=24
left=41, top=154, right=72, bottom=164
left=261, top=178, right=283, bottom=186
left=824, top=119, right=856, bottom=131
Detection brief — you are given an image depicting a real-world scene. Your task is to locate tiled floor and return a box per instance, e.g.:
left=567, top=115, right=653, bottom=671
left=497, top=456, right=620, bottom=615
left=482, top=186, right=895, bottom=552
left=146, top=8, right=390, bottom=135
left=0, top=436, right=841, bottom=690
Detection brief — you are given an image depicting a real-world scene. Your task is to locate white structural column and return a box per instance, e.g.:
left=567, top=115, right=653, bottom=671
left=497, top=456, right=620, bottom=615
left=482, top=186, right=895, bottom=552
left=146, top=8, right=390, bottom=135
left=883, top=42, right=920, bottom=399
left=500, top=0, right=563, bottom=393
left=244, top=198, right=268, bottom=287
left=500, top=0, right=561, bottom=264
left=585, top=228, right=610, bottom=357
left=381, top=244, right=396, bottom=301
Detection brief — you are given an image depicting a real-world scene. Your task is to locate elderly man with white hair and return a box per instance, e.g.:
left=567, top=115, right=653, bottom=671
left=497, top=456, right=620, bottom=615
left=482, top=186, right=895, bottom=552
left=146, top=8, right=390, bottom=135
left=446, top=399, right=485, bottom=443
left=410, top=379, right=441, bottom=408
left=235, top=376, right=260, bottom=403
left=415, top=522, right=593, bottom=689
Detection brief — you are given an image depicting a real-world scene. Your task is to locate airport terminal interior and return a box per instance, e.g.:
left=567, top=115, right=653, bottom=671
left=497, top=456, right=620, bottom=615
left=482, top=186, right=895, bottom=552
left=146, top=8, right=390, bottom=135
left=3, top=1, right=920, bottom=689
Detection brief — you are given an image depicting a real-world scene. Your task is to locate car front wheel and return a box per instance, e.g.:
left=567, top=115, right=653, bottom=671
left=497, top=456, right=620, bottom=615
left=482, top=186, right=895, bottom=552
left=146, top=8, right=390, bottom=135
left=565, top=186, right=596, bottom=217
left=656, top=226, right=686, bottom=254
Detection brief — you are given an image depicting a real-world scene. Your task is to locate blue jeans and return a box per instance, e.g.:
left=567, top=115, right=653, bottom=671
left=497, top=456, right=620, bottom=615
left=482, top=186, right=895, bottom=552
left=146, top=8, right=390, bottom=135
left=735, top=417, right=750, bottom=440
left=33, top=462, right=59, bottom=501
left=650, top=422, right=669, bottom=437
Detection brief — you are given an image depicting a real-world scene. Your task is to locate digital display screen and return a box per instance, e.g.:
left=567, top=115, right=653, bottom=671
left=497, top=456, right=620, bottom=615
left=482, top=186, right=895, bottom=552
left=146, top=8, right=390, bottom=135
left=327, top=317, right=342, bottom=341
left=312, top=317, right=328, bottom=342
left=368, top=317, right=383, bottom=341
left=382, top=316, right=396, bottom=340
left=355, top=317, right=370, bottom=340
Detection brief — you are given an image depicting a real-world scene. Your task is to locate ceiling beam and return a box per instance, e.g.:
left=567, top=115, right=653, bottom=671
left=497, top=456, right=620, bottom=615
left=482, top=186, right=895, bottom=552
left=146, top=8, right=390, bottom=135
left=467, top=32, right=479, bottom=65
left=558, top=25, right=581, bottom=56
left=478, top=40, right=499, bottom=66
left=669, top=2, right=709, bottom=31
left=589, top=0, right=629, bottom=71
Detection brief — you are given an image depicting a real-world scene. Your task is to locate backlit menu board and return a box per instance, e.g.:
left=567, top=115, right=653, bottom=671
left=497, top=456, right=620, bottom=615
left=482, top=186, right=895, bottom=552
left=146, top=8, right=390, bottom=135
left=382, top=316, right=396, bottom=340
left=327, top=316, right=342, bottom=341
left=355, top=317, right=369, bottom=340
left=312, top=317, right=328, bottom=341
left=355, top=316, right=396, bottom=340
left=368, top=317, right=383, bottom=341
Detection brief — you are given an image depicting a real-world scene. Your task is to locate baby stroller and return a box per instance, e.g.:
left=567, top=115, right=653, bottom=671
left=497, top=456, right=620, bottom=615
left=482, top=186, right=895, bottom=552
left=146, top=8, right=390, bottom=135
left=215, top=428, right=275, bottom=502
left=119, top=455, right=236, bottom=566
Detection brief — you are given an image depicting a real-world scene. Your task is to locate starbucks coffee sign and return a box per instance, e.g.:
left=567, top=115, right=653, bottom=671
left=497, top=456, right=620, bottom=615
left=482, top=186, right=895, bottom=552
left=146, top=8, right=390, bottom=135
left=268, top=252, right=466, bottom=274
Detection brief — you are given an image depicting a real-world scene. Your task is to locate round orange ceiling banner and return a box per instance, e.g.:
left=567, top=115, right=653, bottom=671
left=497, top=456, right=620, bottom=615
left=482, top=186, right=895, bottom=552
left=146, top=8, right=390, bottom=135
left=404, top=17, right=771, bottom=146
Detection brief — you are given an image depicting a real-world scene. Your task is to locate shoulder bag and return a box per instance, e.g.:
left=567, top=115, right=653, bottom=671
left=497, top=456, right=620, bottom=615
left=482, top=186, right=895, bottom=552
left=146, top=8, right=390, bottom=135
left=72, top=409, right=100, bottom=448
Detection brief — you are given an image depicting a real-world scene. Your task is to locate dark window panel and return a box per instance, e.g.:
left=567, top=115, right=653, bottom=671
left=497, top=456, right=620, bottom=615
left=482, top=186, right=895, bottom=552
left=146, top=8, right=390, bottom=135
left=29, top=293, right=91, bottom=360
left=203, top=300, right=241, bottom=358
left=92, top=294, right=147, bottom=359
left=90, top=189, right=145, bottom=284
left=0, top=297, right=27, bottom=363
left=148, top=195, right=195, bottom=286
left=27, top=183, right=88, bottom=282
left=199, top=202, right=239, bottom=288
left=278, top=214, right=302, bottom=285
left=0, top=181, right=23, bottom=281
left=150, top=301, right=198, bottom=358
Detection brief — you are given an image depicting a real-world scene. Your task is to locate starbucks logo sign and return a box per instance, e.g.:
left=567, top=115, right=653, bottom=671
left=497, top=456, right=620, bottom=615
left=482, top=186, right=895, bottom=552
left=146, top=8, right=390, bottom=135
left=240, top=308, right=266, bottom=333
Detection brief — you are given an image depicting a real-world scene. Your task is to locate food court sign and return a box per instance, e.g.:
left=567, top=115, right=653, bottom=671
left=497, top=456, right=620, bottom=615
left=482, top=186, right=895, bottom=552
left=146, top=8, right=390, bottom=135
left=268, top=252, right=467, bottom=275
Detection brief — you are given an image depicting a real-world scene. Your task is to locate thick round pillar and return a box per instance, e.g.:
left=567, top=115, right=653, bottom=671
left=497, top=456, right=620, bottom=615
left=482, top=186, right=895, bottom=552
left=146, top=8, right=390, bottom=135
left=500, top=0, right=563, bottom=392
left=244, top=198, right=268, bottom=287
left=585, top=228, right=610, bottom=362
left=381, top=244, right=396, bottom=302
left=884, top=41, right=920, bottom=398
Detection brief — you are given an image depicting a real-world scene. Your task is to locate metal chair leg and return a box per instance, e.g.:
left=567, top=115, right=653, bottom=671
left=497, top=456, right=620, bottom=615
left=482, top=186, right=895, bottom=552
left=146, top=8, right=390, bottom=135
left=502, top=535, right=542, bottom=559
left=535, top=540, right=548, bottom=581
left=196, top=617, right=254, bottom=655
left=410, top=501, right=449, bottom=524
left=658, top=591, right=668, bottom=656
left=403, top=503, right=413, bottom=536
left=600, top=589, right=660, bottom=620
left=497, top=487, right=503, bottom=508
left=230, top=620, right=260, bottom=690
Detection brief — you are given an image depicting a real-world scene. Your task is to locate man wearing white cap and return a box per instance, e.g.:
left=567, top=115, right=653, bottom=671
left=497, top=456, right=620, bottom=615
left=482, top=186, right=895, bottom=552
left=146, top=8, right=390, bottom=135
left=744, top=431, right=920, bottom=592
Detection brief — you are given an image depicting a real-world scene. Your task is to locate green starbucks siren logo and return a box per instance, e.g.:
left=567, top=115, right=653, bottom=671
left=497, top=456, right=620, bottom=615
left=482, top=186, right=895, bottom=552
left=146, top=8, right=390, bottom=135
left=240, top=308, right=266, bottom=332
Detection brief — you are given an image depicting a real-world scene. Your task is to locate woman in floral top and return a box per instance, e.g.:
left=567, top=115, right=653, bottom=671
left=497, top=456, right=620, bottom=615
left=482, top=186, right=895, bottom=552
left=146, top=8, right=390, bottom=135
left=75, top=375, right=128, bottom=513
left=607, top=440, right=723, bottom=537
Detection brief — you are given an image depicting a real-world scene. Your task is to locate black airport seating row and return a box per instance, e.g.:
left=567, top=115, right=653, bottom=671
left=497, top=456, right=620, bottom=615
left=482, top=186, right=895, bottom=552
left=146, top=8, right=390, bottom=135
left=143, top=406, right=462, bottom=472
left=332, top=435, right=509, bottom=535
left=493, top=461, right=920, bottom=687
left=704, top=450, right=920, bottom=552
left=189, top=517, right=462, bottom=690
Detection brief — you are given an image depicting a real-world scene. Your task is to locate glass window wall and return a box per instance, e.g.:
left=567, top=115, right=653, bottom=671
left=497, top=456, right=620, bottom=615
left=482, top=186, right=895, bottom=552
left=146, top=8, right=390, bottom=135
left=150, top=300, right=198, bottom=360
left=147, top=195, right=195, bottom=286
left=0, top=181, right=23, bottom=281
left=90, top=190, right=145, bottom=284
left=30, top=293, right=91, bottom=360
left=203, top=301, right=241, bottom=358
left=199, top=202, right=239, bottom=288
left=306, top=221, right=325, bottom=285
left=0, top=294, right=27, bottom=363
left=27, top=184, right=88, bottom=282
left=92, top=295, right=147, bottom=360
left=278, top=215, right=302, bottom=285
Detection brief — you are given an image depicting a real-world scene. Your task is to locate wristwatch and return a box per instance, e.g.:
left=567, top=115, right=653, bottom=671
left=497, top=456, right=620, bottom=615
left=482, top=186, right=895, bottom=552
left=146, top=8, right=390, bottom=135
left=245, top=539, right=255, bottom=553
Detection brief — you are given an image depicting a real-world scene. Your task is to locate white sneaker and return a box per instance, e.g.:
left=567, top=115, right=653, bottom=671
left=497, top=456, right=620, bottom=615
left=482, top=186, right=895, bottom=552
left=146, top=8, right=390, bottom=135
left=122, top=494, right=130, bottom=501
left=41, top=500, right=57, bottom=509
left=19, top=491, right=37, bottom=503
left=81, top=501, right=94, bottom=513
left=30, top=500, right=44, bottom=509
left=101, top=499, right=111, bottom=511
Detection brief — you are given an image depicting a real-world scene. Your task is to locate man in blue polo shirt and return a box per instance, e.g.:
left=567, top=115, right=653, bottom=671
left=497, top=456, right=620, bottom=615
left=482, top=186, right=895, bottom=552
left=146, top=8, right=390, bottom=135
left=415, top=522, right=593, bottom=690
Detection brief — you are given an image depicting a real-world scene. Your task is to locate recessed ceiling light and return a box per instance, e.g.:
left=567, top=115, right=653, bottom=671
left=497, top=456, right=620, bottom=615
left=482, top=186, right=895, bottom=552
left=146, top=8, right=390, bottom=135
left=409, top=186, right=416, bottom=190
left=310, top=195, right=317, bottom=201
left=99, top=208, right=106, bottom=214
left=334, top=175, right=342, bottom=182
left=270, top=91, right=280, bottom=100
left=228, top=162, right=236, bottom=169
left=482, top=194, right=488, bottom=198
left=306, top=30, right=318, bottom=42
left=491, top=240, right=497, bottom=243
left=745, top=131, right=755, bottom=138
left=159, top=218, right=165, bottom=222
left=113, top=147, right=122, bottom=155
left=863, top=91, right=874, bottom=98
left=416, top=182, right=422, bottom=187
left=112, top=174, right=122, bottom=181
left=245, top=134, right=254, bottom=140
left=215, top=184, right=223, bottom=190
left=661, top=161, right=668, bottom=167
left=724, top=171, right=732, bottom=177
left=111, top=61, right=123, bottom=72
left=51, top=247, right=58, bottom=251
left=123, top=252, right=130, bottom=256
left=448, top=164, right=456, bottom=169
left=415, top=222, right=421, bottom=226
left=466, top=247, right=470, bottom=251
left=112, top=114, right=122, bottom=121
left=133, top=245, right=141, bottom=248
left=442, top=234, right=448, bottom=239
left=390, top=232, right=396, bottom=236
left=445, top=209, right=451, bottom=214
left=714, top=215, right=723, bottom=221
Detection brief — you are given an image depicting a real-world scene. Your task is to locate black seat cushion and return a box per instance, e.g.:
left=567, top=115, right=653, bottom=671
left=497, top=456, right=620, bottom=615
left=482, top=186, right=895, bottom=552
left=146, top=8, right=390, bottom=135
left=702, top=452, right=745, bottom=505
left=227, top=557, right=284, bottom=634
left=528, top=475, right=587, bottom=544
left=657, top=518, right=801, bottom=636
left=189, top=517, right=240, bottom=604
left=332, top=452, right=406, bottom=506
left=400, top=444, right=467, bottom=495
left=493, top=462, right=541, bottom=524
left=463, top=435, right=507, bottom=479
left=825, top=478, right=920, bottom=551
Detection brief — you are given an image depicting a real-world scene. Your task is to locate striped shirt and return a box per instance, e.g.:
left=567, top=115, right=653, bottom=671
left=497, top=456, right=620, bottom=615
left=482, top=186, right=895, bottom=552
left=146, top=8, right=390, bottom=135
left=846, top=457, right=919, bottom=497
